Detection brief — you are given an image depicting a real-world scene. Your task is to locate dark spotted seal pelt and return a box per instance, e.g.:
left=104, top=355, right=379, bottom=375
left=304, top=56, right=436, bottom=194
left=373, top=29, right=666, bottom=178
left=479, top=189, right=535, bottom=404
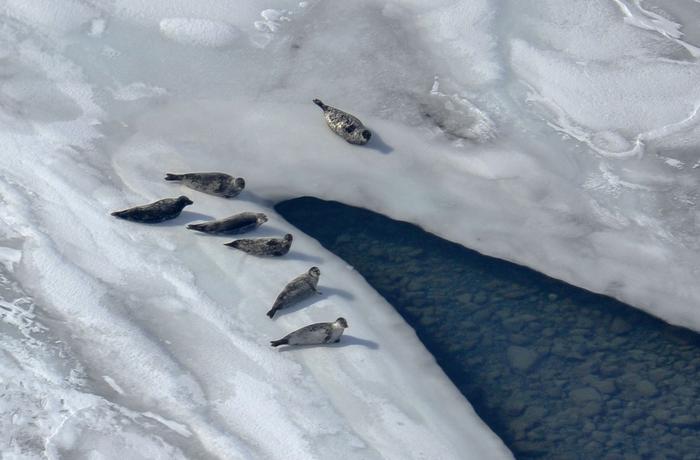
left=270, top=317, right=348, bottom=347
left=186, top=212, right=267, bottom=235
left=312, top=99, right=371, bottom=145
left=224, top=234, right=293, bottom=257
left=111, top=196, right=193, bottom=223
left=267, top=266, right=321, bottom=318
left=164, top=172, right=245, bottom=198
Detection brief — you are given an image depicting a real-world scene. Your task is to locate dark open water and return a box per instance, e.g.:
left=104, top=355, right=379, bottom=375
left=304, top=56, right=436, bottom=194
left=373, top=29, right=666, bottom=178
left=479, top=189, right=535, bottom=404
left=277, top=197, right=700, bottom=460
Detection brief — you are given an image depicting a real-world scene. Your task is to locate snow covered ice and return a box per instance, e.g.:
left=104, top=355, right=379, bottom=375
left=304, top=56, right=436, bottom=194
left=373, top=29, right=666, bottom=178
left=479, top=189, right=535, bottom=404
left=1, top=0, right=699, bottom=458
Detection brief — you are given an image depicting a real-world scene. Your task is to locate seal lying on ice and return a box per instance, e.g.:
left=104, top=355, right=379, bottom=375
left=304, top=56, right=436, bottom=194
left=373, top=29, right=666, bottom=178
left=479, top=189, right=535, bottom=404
left=111, top=196, right=193, bottom=223
left=224, top=233, right=293, bottom=257
left=267, top=266, right=321, bottom=318
left=187, top=212, right=267, bottom=235
left=270, top=317, right=348, bottom=347
left=164, top=172, right=245, bottom=198
left=313, top=99, right=371, bottom=145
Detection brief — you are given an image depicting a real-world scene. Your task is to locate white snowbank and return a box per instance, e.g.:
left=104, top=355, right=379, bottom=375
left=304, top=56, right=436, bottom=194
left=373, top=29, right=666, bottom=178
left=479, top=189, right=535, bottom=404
left=2, top=0, right=700, bottom=458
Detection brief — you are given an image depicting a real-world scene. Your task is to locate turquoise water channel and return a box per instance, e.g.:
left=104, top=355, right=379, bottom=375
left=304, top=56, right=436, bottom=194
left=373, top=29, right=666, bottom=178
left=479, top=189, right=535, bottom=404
left=276, top=197, right=700, bottom=460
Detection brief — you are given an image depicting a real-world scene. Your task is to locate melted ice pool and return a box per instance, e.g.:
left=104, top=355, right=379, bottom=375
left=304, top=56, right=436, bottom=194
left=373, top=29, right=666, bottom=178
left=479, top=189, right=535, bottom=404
left=277, top=197, right=700, bottom=459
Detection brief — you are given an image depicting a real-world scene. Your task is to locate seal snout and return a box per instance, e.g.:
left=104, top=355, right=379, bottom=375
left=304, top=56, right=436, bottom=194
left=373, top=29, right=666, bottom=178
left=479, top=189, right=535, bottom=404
left=361, top=129, right=371, bottom=141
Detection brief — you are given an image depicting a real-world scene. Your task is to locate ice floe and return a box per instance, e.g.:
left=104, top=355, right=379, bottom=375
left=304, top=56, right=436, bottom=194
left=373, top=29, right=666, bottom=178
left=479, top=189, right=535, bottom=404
left=2, top=0, right=700, bottom=458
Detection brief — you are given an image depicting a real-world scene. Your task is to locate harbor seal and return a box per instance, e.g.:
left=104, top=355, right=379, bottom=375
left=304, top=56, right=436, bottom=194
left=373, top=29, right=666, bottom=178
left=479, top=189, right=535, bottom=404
left=313, top=99, right=371, bottom=145
left=270, top=317, right=348, bottom=347
left=224, top=233, right=293, bottom=257
left=111, top=196, right=193, bottom=223
left=186, top=212, right=267, bottom=235
left=267, top=266, right=321, bottom=318
left=164, top=172, right=245, bottom=198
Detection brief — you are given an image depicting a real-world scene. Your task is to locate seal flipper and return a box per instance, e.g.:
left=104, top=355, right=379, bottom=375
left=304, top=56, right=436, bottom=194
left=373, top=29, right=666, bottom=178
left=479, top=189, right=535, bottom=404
left=266, top=308, right=277, bottom=319
left=312, top=99, right=328, bottom=111
left=187, top=223, right=206, bottom=231
left=164, top=173, right=183, bottom=181
left=224, top=240, right=241, bottom=248
left=270, top=338, right=288, bottom=347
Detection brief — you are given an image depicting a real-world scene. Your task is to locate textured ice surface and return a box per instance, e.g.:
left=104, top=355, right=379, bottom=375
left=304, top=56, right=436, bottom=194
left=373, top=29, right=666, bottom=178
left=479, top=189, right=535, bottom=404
left=1, top=0, right=700, bottom=458
left=159, top=18, right=241, bottom=47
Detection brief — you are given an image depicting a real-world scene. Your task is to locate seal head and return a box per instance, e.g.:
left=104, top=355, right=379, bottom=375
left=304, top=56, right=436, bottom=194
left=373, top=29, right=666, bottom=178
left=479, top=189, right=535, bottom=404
left=177, top=195, right=194, bottom=206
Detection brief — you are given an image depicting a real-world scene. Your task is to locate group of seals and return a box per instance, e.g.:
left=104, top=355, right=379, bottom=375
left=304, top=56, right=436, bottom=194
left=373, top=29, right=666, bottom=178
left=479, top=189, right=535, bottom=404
left=112, top=176, right=283, bottom=257
left=110, top=99, right=367, bottom=346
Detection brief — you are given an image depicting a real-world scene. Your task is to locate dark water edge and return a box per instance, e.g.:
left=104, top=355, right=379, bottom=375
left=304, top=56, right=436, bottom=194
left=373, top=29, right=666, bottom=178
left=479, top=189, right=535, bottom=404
left=276, top=197, right=700, bottom=460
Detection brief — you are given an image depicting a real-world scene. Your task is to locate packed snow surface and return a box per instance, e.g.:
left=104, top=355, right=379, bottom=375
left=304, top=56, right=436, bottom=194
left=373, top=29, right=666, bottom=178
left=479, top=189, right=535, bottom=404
left=1, top=0, right=700, bottom=458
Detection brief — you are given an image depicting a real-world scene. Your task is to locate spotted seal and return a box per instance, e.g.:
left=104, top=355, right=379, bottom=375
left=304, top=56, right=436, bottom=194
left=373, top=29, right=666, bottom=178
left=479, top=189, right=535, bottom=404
left=186, top=212, right=267, bottom=235
left=111, top=196, right=193, bottom=223
left=164, top=172, right=245, bottom=198
left=224, top=233, right=292, bottom=257
left=270, top=317, right=348, bottom=347
left=267, top=266, right=321, bottom=318
left=313, top=99, right=371, bottom=145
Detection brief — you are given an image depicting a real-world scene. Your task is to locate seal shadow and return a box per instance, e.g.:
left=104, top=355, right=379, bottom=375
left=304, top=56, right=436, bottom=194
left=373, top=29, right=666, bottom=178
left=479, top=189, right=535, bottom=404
left=282, top=250, right=324, bottom=263
left=362, top=130, right=393, bottom=154
left=319, top=286, right=354, bottom=300
left=153, top=211, right=215, bottom=227
left=240, top=225, right=289, bottom=238
left=276, top=335, right=379, bottom=351
left=188, top=224, right=287, bottom=238
left=235, top=191, right=274, bottom=208
left=269, top=286, right=353, bottom=319
left=269, top=294, right=325, bottom=318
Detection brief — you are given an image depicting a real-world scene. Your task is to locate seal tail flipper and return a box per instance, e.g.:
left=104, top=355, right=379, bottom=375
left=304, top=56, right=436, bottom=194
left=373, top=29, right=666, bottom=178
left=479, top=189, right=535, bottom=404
left=164, top=173, right=183, bottom=181
left=270, top=338, right=288, bottom=347
left=312, top=99, right=328, bottom=111
left=186, top=223, right=205, bottom=231
left=224, top=240, right=240, bottom=248
left=111, top=210, right=126, bottom=218
left=266, top=307, right=277, bottom=319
